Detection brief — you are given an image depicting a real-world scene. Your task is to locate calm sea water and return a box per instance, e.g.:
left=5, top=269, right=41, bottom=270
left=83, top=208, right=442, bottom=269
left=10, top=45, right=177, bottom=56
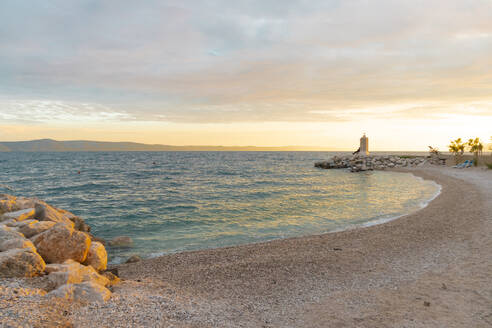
left=0, top=152, right=439, bottom=263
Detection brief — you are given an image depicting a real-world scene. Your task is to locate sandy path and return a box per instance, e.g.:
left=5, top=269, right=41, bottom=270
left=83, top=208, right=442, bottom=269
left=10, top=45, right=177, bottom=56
left=67, top=167, right=491, bottom=327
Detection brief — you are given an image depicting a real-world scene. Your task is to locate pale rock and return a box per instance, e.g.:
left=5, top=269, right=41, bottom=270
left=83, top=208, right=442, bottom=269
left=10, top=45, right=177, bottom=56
left=48, top=281, right=111, bottom=303
left=0, top=238, right=37, bottom=253
left=88, top=233, right=106, bottom=246
left=108, top=236, right=133, bottom=247
left=34, top=204, right=74, bottom=228
left=125, top=255, right=142, bottom=263
left=102, top=271, right=120, bottom=286
left=0, top=195, right=39, bottom=213
left=1, top=208, right=35, bottom=222
left=0, top=248, right=46, bottom=278
left=0, top=219, right=16, bottom=227
left=32, top=223, right=91, bottom=263
left=6, top=219, right=38, bottom=228
left=0, top=227, right=25, bottom=244
left=83, top=241, right=107, bottom=271
left=33, top=203, right=46, bottom=220
left=18, top=221, right=56, bottom=238
left=46, top=259, right=109, bottom=288
left=55, top=208, right=77, bottom=219
left=54, top=208, right=91, bottom=232
left=69, top=216, right=91, bottom=232
left=0, top=194, right=16, bottom=213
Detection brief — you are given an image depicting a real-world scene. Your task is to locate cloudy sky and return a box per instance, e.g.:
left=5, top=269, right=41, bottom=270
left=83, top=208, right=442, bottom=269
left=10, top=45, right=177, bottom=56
left=1, top=0, right=491, bottom=150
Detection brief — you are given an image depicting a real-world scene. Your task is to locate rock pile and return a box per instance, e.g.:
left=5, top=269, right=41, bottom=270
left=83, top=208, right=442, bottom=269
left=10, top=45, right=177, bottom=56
left=315, top=154, right=427, bottom=172
left=0, top=194, right=117, bottom=303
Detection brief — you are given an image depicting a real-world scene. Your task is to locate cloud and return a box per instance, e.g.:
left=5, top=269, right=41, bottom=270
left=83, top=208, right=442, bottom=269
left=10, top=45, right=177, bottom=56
left=0, top=100, right=134, bottom=123
left=0, top=0, right=492, bottom=124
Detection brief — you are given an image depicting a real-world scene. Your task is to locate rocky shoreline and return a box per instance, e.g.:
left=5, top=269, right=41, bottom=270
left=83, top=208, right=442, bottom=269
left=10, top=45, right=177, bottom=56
left=0, top=194, right=119, bottom=303
left=315, top=154, right=428, bottom=172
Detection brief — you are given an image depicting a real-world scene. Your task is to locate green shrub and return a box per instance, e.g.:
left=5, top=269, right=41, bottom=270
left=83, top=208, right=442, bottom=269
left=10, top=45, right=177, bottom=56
left=486, top=163, right=492, bottom=169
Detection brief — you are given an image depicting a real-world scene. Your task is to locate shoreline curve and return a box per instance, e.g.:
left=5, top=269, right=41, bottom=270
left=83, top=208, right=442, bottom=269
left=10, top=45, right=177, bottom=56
left=109, top=167, right=491, bottom=327
left=112, top=169, right=443, bottom=263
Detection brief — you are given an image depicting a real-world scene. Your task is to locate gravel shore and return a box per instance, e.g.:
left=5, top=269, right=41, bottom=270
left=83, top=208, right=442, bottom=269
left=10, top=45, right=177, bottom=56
left=1, top=166, right=491, bottom=327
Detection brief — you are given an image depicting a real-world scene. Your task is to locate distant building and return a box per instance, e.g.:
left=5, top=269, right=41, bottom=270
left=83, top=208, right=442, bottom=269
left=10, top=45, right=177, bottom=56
left=360, top=133, right=369, bottom=156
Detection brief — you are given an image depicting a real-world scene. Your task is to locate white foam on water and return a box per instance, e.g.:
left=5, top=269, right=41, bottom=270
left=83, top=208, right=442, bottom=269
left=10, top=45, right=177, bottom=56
left=352, top=174, right=441, bottom=229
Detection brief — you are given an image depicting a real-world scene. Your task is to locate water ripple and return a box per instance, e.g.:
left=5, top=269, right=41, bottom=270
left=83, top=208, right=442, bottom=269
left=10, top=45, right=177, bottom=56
left=0, top=151, right=439, bottom=263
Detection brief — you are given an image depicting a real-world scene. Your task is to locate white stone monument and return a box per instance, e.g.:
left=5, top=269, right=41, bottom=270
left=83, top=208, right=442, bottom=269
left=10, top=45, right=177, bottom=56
left=360, top=133, right=369, bottom=156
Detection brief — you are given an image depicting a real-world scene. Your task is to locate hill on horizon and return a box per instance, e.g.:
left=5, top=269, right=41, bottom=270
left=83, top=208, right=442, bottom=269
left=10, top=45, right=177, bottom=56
left=0, top=139, right=337, bottom=152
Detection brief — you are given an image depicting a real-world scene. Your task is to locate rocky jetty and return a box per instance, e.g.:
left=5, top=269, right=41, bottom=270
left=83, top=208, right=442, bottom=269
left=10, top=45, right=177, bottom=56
left=0, top=194, right=117, bottom=303
left=315, top=154, right=427, bottom=172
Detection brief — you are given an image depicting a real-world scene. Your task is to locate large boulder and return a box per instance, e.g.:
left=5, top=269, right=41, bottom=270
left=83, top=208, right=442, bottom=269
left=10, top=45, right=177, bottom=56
left=0, top=194, right=16, bottom=213
left=34, top=204, right=74, bottom=228
left=83, top=242, right=107, bottom=271
left=69, top=216, right=91, bottom=233
left=0, top=220, right=16, bottom=228
left=0, top=227, right=28, bottom=248
left=46, top=259, right=109, bottom=288
left=0, top=208, right=35, bottom=222
left=54, top=208, right=91, bottom=232
left=0, top=226, right=25, bottom=241
left=18, top=221, right=56, bottom=238
left=0, top=195, right=38, bottom=213
left=32, top=223, right=91, bottom=263
left=47, top=281, right=111, bottom=303
left=0, top=237, right=37, bottom=253
left=6, top=219, right=38, bottom=228
left=88, top=233, right=106, bottom=246
left=0, top=248, right=46, bottom=278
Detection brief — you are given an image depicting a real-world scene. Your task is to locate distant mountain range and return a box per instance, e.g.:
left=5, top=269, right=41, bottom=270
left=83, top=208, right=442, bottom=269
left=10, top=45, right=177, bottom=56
left=0, top=139, right=335, bottom=152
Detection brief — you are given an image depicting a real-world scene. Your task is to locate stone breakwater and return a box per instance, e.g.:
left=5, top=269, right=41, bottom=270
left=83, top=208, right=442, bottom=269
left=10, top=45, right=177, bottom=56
left=0, top=194, right=119, bottom=303
left=315, top=155, right=427, bottom=172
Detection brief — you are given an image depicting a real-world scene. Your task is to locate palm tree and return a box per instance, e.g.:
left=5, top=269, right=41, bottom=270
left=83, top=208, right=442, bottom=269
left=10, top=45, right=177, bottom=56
left=448, top=138, right=465, bottom=164
left=467, top=137, right=484, bottom=166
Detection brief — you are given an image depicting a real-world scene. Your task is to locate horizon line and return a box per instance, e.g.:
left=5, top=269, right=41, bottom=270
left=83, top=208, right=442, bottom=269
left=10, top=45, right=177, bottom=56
left=0, top=138, right=461, bottom=152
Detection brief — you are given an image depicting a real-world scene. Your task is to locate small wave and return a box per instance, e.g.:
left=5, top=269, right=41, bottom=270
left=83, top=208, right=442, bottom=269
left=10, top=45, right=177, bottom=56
left=148, top=251, right=167, bottom=258
left=148, top=248, right=186, bottom=258
left=417, top=179, right=442, bottom=209
left=216, top=170, right=238, bottom=176
left=247, top=191, right=274, bottom=198
left=46, top=182, right=119, bottom=192
left=252, top=180, right=276, bottom=185
left=359, top=182, right=441, bottom=229
left=161, top=205, right=199, bottom=211
left=126, top=172, right=148, bottom=179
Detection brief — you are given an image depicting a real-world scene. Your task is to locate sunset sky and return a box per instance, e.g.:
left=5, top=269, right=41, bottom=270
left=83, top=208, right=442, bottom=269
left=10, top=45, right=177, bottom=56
left=1, top=0, right=491, bottom=150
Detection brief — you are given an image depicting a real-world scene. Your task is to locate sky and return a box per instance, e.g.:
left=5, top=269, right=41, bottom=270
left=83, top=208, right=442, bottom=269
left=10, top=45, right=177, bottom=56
left=0, top=0, right=491, bottom=150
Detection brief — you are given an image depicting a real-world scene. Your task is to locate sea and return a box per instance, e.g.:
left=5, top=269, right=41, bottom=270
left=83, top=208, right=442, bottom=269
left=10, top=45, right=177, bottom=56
left=0, top=151, right=440, bottom=263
